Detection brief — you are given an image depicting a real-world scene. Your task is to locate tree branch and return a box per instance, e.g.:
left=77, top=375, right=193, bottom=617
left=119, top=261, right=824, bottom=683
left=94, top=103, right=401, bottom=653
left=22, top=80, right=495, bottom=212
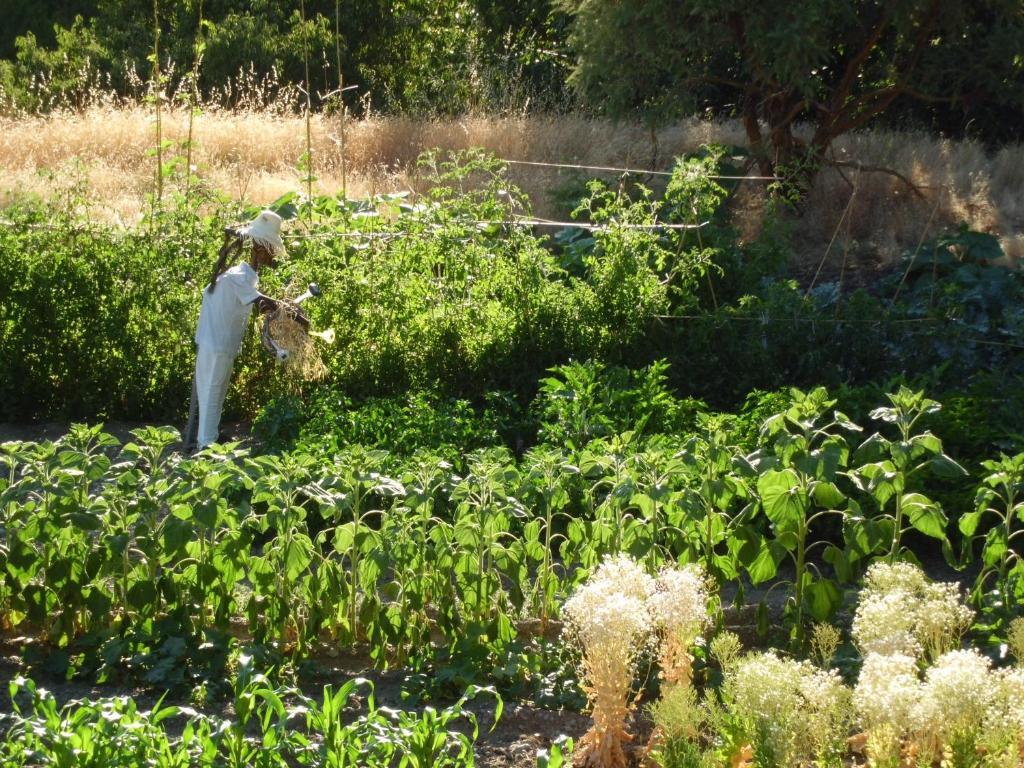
left=829, top=10, right=891, bottom=117
left=826, top=160, right=927, bottom=199
left=819, top=1, right=943, bottom=147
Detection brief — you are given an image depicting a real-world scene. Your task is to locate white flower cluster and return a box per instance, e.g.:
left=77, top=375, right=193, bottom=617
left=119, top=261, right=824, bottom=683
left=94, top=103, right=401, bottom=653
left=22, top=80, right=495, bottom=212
left=853, top=653, right=921, bottom=733
left=917, top=649, right=994, bottom=740
left=984, top=666, right=1024, bottom=740
left=852, top=562, right=973, bottom=660
left=563, top=555, right=655, bottom=654
left=728, top=652, right=850, bottom=766
left=562, top=556, right=715, bottom=768
left=852, top=591, right=920, bottom=656
left=648, top=563, right=711, bottom=638
left=862, top=561, right=928, bottom=594
left=729, top=652, right=807, bottom=728
left=853, top=605, right=1024, bottom=764
left=914, top=582, right=975, bottom=658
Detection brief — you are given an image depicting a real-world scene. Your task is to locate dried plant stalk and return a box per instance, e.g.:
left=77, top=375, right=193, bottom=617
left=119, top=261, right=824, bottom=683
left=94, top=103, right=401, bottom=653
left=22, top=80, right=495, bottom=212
left=577, top=643, right=636, bottom=768
left=264, top=304, right=327, bottom=381
left=563, top=556, right=655, bottom=768
left=658, top=630, right=695, bottom=688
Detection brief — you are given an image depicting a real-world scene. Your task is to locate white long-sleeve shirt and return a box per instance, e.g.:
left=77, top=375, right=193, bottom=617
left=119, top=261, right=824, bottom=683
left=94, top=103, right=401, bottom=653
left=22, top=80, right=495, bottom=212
left=194, top=263, right=261, bottom=354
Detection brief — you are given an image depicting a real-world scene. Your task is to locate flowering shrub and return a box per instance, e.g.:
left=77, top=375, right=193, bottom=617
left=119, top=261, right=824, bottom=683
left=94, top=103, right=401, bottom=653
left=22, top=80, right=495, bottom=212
left=649, top=564, right=712, bottom=688
left=563, top=557, right=715, bottom=768
left=851, top=564, right=1022, bottom=768
left=562, top=555, right=656, bottom=768
left=851, top=562, right=973, bottom=661
left=725, top=652, right=850, bottom=768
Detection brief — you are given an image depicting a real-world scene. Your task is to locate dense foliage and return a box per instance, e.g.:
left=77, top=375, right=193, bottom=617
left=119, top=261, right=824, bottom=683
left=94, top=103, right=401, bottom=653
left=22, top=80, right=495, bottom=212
left=0, top=671, right=500, bottom=767
left=560, top=0, right=1024, bottom=161
left=3, top=146, right=1024, bottom=765
left=3, top=0, right=1023, bottom=150
left=0, top=0, right=571, bottom=115
left=2, top=149, right=1023, bottom=428
left=1, top=384, right=1022, bottom=691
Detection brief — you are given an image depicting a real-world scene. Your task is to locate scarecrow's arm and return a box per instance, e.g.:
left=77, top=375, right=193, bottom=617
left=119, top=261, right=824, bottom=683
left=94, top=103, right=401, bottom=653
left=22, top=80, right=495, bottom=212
left=252, top=294, right=279, bottom=314
left=252, top=294, right=310, bottom=329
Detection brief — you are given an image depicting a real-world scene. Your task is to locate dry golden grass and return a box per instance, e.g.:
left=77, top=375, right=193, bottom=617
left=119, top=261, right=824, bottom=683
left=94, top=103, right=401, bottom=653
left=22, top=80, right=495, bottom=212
left=1, top=106, right=1021, bottom=268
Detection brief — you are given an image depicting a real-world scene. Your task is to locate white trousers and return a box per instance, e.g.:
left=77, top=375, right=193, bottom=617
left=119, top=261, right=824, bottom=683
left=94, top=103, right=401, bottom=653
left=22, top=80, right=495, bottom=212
left=194, top=347, right=236, bottom=448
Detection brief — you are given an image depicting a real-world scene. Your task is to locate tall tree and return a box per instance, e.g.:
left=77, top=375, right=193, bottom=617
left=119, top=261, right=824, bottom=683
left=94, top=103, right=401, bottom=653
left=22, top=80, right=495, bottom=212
left=560, top=0, right=1024, bottom=179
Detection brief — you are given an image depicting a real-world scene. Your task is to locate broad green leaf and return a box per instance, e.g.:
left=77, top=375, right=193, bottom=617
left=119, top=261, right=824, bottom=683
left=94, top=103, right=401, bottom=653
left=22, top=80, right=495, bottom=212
left=745, top=538, right=782, bottom=584
left=127, top=580, right=157, bottom=611
left=903, top=493, right=948, bottom=540
left=806, top=577, right=842, bottom=621
left=982, top=527, right=1009, bottom=567
left=333, top=523, right=356, bottom=554
left=162, top=517, right=191, bottom=553
left=823, top=544, right=854, bottom=583
left=70, top=511, right=101, bottom=531
left=929, top=454, right=968, bottom=479
left=850, top=461, right=898, bottom=507
left=958, top=509, right=983, bottom=537
left=911, top=432, right=942, bottom=457
left=757, top=468, right=807, bottom=531
left=812, top=481, right=845, bottom=509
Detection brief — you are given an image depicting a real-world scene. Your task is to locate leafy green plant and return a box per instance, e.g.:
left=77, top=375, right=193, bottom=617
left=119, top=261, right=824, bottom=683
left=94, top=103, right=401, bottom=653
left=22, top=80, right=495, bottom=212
left=0, top=675, right=193, bottom=768
left=960, top=452, right=1024, bottom=623
left=536, top=735, right=575, bottom=768
left=848, top=387, right=966, bottom=565
left=516, top=445, right=579, bottom=628
left=673, top=429, right=757, bottom=589
left=448, top=448, right=524, bottom=628
left=243, top=451, right=321, bottom=650
left=534, top=359, right=697, bottom=451
left=386, top=685, right=501, bottom=768
left=751, top=387, right=863, bottom=646
left=313, top=447, right=404, bottom=648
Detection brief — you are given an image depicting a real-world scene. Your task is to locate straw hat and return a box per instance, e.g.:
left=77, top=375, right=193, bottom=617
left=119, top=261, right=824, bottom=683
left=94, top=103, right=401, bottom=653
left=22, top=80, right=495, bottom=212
left=237, top=210, right=286, bottom=256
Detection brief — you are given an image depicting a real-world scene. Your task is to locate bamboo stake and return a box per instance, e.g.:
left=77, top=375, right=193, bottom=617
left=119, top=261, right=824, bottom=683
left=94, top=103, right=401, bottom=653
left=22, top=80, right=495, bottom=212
left=152, top=0, right=163, bottom=229
left=335, top=0, right=347, bottom=196
left=300, top=0, right=314, bottom=224
left=184, top=0, right=204, bottom=248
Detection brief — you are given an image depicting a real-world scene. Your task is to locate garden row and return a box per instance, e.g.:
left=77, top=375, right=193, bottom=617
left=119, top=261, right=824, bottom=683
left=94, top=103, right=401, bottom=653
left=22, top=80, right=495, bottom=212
left=1, top=386, right=1021, bottom=687
left=0, top=665, right=502, bottom=768
left=2, top=150, right=1022, bottom=424
left=2, top=555, right=1022, bottom=767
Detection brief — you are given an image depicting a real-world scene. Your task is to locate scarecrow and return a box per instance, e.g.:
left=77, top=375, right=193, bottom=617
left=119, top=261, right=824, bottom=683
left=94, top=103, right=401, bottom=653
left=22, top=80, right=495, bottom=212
left=184, top=209, right=306, bottom=452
